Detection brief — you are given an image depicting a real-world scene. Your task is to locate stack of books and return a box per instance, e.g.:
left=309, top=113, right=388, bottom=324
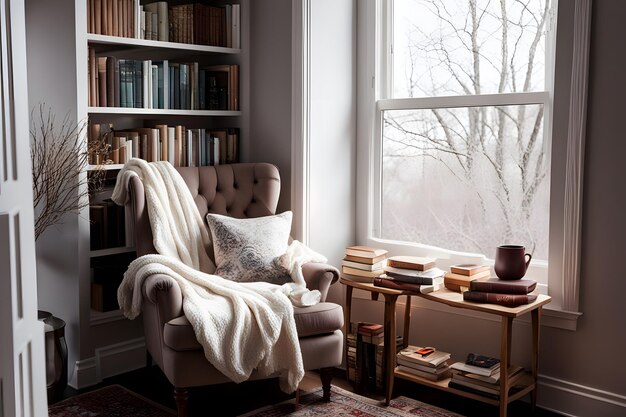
left=347, top=322, right=402, bottom=391
left=449, top=354, right=524, bottom=398
left=374, top=256, right=444, bottom=293
left=396, top=345, right=451, bottom=381
left=444, top=264, right=490, bottom=292
left=463, top=278, right=538, bottom=307
left=341, top=246, right=388, bottom=283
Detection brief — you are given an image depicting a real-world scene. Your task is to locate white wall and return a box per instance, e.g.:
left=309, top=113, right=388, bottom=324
left=308, top=0, right=357, bottom=304
left=25, top=0, right=83, bottom=383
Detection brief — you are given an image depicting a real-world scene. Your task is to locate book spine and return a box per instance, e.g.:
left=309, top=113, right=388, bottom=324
left=385, top=271, right=434, bottom=285
left=462, top=291, right=536, bottom=307
left=469, top=281, right=536, bottom=294
left=373, top=277, right=421, bottom=292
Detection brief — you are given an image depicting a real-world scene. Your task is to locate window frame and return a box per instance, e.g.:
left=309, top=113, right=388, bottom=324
left=356, top=0, right=589, bottom=329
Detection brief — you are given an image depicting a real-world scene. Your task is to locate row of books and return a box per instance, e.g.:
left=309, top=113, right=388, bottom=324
left=89, top=198, right=125, bottom=250
left=91, top=252, right=136, bottom=312
left=88, top=51, right=239, bottom=111
left=341, top=246, right=388, bottom=282
left=347, top=322, right=402, bottom=391
left=443, top=264, right=538, bottom=307
left=88, top=123, right=239, bottom=167
left=87, top=1, right=241, bottom=48
left=374, top=256, right=445, bottom=294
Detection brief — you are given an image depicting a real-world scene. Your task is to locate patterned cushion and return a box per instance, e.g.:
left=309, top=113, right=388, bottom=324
left=205, top=211, right=292, bottom=283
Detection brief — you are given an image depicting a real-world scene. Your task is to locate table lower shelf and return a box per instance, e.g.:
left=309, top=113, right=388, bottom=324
left=394, top=368, right=535, bottom=406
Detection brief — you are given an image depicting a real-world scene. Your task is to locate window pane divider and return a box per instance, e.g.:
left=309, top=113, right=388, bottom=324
left=378, top=91, right=549, bottom=111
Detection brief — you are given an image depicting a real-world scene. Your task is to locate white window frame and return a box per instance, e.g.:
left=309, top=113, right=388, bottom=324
left=356, top=0, right=590, bottom=330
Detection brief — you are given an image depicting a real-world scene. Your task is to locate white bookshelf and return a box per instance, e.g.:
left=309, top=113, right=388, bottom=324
left=87, top=33, right=241, bottom=54
left=87, top=107, right=242, bottom=116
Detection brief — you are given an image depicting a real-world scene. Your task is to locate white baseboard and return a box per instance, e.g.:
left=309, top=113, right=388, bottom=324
left=70, top=338, right=147, bottom=390
left=537, top=374, right=626, bottom=417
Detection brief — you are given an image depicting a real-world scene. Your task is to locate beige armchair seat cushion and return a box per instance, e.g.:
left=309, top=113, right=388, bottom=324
left=163, top=302, right=344, bottom=352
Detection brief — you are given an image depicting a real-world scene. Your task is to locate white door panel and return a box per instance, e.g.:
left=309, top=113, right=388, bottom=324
left=0, top=0, right=48, bottom=415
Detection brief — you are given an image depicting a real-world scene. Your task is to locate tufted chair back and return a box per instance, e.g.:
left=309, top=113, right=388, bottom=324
left=127, top=163, right=281, bottom=257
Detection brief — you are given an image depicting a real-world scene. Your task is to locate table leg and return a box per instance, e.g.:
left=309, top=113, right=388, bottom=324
left=531, top=308, right=541, bottom=410
left=499, top=316, right=513, bottom=417
left=403, top=296, right=412, bottom=349
left=344, top=285, right=353, bottom=381
left=383, top=294, right=398, bottom=405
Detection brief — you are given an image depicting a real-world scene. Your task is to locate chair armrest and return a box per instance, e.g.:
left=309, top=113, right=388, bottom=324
left=301, top=263, right=340, bottom=303
left=141, top=274, right=184, bottom=324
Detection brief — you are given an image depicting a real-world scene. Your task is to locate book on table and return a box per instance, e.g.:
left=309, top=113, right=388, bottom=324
left=373, top=276, right=422, bottom=292
left=468, top=278, right=537, bottom=294
left=342, top=266, right=385, bottom=278
left=345, top=245, right=388, bottom=258
left=344, top=253, right=387, bottom=264
left=397, top=346, right=451, bottom=368
left=384, top=266, right=445, bottom=285
left=450, top=264, right=490, bottom=276
left=462, top=291, right=538, bottom=307
left=341, top=272, right=376, bottom=283
left=386, top=256, right=436, bottom=271
left=342, top=259, right=386, bottom=271
left=444, top=270, right=490, bottom=287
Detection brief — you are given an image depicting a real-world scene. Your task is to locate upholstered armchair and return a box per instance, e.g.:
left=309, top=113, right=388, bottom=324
left=125, top=163, right=344, bottom=417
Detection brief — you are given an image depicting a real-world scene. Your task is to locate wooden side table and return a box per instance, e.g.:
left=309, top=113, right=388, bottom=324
left=340, top=276, right=551, bottom=417
left=341, top=278, right=415, bottom=403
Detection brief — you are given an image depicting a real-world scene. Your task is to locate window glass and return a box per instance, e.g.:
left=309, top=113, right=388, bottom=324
left=392, top=0, right=550, bottom=98
left=381, top=104, right=549, bottom=261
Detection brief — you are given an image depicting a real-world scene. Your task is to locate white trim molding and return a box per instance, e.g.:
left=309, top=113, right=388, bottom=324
left=538, top=374, right=626, bottom=417
left=291, top=0, right=311, bottom=245
left=69, top=338, right=146, bottom=390
left=561, top=0, right=592, bottom=313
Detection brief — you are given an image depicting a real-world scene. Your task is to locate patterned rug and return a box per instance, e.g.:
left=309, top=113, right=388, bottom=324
left=48, top=384, right=175, bottom=417
left=240, top=385, right=463, bottom=417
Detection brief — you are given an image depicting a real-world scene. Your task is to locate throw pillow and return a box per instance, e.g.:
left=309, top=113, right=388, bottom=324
left=205, top=211, right=293, bottom=284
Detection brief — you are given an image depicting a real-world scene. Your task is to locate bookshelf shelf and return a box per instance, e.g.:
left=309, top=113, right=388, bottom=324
left=87, top=164, right=124, bottom=171
left=87, top=33, right=241, bottom=55
left=87, top=107, right=242, bottom=117
left=90, top=246, right=136, bottom=258
left=340, top=278, right=551, bottom=417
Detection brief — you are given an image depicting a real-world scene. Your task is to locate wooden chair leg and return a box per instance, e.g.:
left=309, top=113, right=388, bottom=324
left=320, top=367, right=333, bottom=402
left=174, top=387, right=189, bottom=417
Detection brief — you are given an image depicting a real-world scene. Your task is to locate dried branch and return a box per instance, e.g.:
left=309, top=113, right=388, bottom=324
left=30, top=104, right=104, bottom=240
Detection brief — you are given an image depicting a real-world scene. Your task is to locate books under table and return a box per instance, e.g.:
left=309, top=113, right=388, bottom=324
left=449, top=365, right=525, bottom=398
left=449, top=360, right=499, bottom=377
left=397, top=346, right=451, bottom=368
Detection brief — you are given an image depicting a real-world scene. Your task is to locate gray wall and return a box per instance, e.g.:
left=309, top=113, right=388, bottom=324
left=249, top=0, right=293, bottom=214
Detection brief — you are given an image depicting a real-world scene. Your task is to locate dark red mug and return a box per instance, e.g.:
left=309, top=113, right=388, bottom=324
left=494, top=245, right=532, bottom=280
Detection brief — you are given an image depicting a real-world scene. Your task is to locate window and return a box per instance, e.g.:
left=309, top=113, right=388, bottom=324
left=357, top=0, right=590, bottom=325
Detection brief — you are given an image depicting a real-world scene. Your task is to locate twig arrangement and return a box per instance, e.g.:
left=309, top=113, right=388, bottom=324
left=30, top=104, right=104, bottom=240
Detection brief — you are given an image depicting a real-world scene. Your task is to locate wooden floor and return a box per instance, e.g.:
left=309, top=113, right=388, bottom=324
left=58, top=366, right=563, bottom=417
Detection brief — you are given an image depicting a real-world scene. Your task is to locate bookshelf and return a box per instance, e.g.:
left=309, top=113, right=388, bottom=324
left=83, top=1, right=250, bottom=317
left=340, top=278, right=551, bottom=417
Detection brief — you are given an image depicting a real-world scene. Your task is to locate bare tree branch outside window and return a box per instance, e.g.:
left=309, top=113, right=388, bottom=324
left=382, top=0, right=550, bottom=260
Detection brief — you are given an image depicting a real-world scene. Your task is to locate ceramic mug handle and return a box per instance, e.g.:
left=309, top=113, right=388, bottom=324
left=525, top=253, right=532, bottom=269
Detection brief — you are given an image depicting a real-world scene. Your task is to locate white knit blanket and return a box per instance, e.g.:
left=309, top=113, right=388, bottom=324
left=112, top=159, right=325, bottom=392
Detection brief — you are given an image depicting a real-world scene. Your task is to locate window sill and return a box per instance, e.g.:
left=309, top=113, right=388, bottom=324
left=348, top=288, right=582, bottom=331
